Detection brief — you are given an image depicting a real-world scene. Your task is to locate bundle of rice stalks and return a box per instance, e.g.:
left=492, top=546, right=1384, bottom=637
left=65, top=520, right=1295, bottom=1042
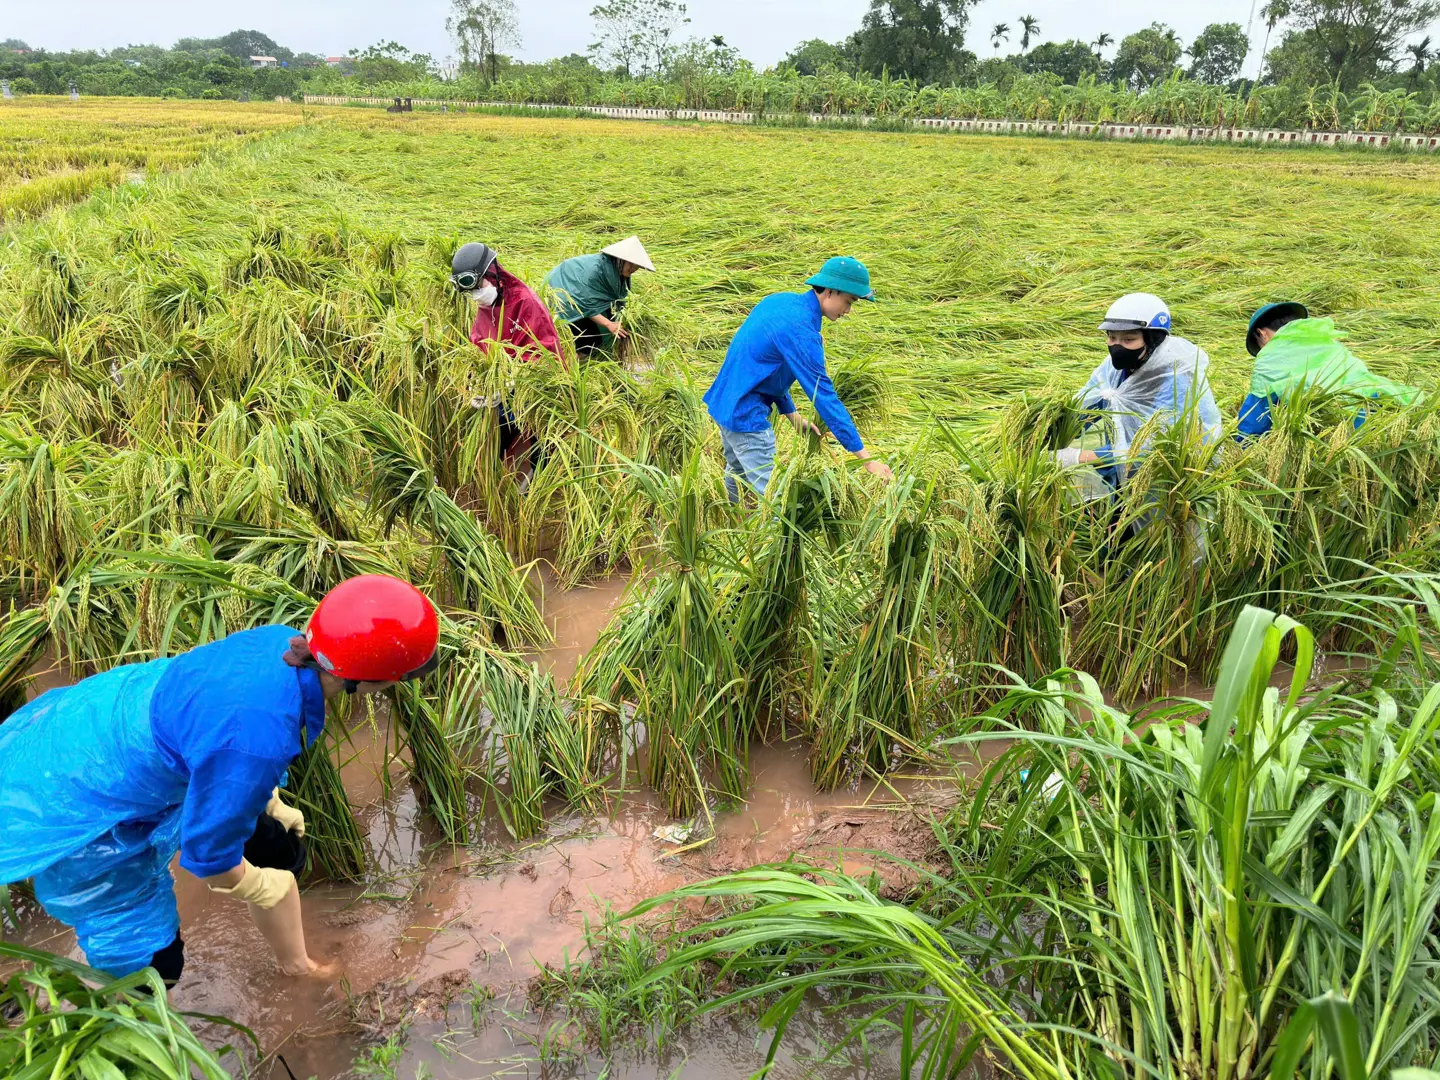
left=287, top=716, right=370, bottom=882
left=0, top=420, right=98, bottom=596
left=730, top=433, right=866, bottom=735
left=576, top=453, right=748, bottom=816
left=358, top=401, right=547, bottom=644
left=391, top=678, right=472, bottom=846
left=1070, top=411, right=1235, bottom=701
left=937, top=421, right=1072, bottom=692
left=807, top=476, right=944, bottom=789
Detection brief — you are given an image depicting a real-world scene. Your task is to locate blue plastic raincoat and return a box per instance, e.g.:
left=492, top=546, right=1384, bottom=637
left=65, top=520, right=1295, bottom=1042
left=0, top=625, right=326, bottom=976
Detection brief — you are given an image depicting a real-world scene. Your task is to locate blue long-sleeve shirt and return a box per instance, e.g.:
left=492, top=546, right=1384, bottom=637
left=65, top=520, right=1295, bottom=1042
left=0, top=625, right=325, bottom=884
left=703, top=290, right=864, bottom=453
left=1233, top=392, right=1369, bottom=444
left=151, top=626, right=327, bottom=877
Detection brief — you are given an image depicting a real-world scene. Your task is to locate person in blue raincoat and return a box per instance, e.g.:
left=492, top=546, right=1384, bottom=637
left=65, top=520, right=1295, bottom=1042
left=703, top=256, right=894, bottom=503
left=0, top=575, right=439, bottom=984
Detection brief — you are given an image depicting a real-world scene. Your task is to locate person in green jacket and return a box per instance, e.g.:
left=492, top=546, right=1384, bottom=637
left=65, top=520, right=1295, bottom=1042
left=1235, top=302, right=1420, bottom=441
left=545, top=236, right=655, bottom=358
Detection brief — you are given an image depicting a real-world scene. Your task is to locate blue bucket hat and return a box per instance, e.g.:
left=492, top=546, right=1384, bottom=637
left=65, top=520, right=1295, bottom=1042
left=806, top=256, right=875, bottom=301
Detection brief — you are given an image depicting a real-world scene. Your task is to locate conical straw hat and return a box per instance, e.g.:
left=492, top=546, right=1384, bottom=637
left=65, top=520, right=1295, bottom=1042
left=602, top=236, right=655, bottom=272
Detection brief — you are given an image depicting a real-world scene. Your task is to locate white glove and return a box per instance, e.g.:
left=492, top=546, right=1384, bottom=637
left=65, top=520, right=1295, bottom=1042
left=266, top=787, right=305, bottom=837
left=207, top=860, right=296, bottom=910
left=1055, top=447, right=1083, bottom=468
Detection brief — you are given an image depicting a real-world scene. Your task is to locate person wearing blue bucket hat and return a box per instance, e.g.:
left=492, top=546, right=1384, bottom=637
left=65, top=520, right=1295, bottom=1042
left=702, top=256, right=892, bottom=503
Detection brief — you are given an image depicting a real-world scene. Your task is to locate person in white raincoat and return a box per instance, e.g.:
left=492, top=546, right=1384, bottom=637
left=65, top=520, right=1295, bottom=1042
left=1058, top=293, right=1222, bottom=491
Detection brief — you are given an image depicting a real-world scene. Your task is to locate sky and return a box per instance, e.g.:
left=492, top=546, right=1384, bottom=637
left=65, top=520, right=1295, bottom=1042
left=8, top=0, right=1273, bottom=77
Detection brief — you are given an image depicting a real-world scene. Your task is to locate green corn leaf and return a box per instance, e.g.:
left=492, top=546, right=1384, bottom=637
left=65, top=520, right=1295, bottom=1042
left=1309, top=992, right=1367, bottom=1080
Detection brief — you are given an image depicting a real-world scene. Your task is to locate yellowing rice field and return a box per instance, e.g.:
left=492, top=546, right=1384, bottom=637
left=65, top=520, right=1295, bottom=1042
left=0, top=99, right=306, bottom=222
left=3, top=98, right=1440, bottom=1080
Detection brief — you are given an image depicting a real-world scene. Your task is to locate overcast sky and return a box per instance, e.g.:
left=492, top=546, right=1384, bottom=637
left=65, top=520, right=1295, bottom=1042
left=9, top=0, right=1278, bottom=77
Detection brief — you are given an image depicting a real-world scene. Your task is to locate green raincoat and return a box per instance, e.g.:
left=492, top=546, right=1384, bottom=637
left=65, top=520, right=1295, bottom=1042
left=545, top=254, right=630, bottom=327
left=1250, top=318, right=1418, bottom=405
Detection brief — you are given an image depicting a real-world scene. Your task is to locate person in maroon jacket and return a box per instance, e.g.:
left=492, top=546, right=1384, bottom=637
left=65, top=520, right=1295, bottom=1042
left=452, top=243, right=560, bottom=481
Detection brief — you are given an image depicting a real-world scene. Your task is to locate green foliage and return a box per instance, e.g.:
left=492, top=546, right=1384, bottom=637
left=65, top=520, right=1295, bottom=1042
left=635, top=597, right=1440, bottom=1080
left=1189, top=22, right=1250, bottom=85
left=1112, top=21, right=1184, bottom=89
left=0, top=942, right=254, bottom=1079
left=843, top=0, right=979, bottom=84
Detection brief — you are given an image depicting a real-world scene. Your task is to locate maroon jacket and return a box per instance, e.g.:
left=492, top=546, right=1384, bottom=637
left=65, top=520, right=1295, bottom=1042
left=468, top=264, right=561, bottom=361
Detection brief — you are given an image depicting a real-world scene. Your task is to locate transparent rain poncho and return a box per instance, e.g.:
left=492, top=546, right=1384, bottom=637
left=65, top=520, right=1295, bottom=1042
left=1076, top=333, right=1223, bottom=480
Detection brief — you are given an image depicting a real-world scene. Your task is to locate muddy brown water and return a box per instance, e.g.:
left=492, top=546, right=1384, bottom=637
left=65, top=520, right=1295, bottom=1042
left=8, top=577, right=954, bottom=1079
left=14, top=570, right=1319, bottom=1077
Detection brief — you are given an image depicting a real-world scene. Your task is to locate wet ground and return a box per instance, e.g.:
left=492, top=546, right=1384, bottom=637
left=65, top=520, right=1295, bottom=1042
left=9, top=574, right=953, bottom=1080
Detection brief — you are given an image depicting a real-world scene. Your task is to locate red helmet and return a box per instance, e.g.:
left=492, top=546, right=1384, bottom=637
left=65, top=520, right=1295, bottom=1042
left=306, top=575, right=439, bottom=683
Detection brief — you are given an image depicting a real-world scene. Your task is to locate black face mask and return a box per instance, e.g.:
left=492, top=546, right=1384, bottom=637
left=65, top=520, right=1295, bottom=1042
left=1108, top=343, right=1147, bottom=371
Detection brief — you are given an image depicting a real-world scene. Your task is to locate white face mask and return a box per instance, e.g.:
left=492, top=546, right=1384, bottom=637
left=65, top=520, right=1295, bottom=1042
left=468, top=283, right=499, bottom=306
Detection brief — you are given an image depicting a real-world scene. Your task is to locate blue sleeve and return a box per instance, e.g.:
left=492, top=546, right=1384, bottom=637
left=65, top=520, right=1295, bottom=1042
left=178, top=745, right=286, bottom=878
left=781, top=325, right=863, bottom=453
left=1235, top=393, right=1274, bottom=442
left=774, top=389, right=797, bottom=416
left=1093, top=445, right=1121, bottom=488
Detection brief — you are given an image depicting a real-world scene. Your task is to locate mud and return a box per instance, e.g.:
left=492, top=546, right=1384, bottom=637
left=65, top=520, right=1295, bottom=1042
left=8, top=581, right=953, bottom=1080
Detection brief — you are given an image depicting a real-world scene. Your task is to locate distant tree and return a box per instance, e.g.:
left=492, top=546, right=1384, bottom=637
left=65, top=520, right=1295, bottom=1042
left=1019, top=39, right=1104, bottom=82
left=990, top=23, right=1010, bottom=52
left=2, top=39, right=31, bottom=51
left=1260, top=0, right=1440, bottom=88
left=1111, top=22, right=1184, bottom=88
left=1093, top=32, right=1114, bottom=55
left=843, top=0, right=981, bottom=82
left=589, top=0, right=690, bottom=78
left=347, top=40, right=433, bottom=82
left=446, top=0, right=521, bottom=83
left=175, top=30, right=293, bottom=63
left=1406, top=34, right=1432, bottom=83
left=781, top=37, right=852, bottom=75
left=1018, top=15, right=1040, bottom=51
left=1188, top=22, right=1249, bottom=83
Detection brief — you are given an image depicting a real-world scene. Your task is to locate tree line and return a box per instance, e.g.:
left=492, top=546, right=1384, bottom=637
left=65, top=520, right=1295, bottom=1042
left=2, top=0, right=1436, bottom=127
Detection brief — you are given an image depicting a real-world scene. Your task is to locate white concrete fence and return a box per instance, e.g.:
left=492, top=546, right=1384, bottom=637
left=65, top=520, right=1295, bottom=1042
left=301, top=95, right=1440, bottom=152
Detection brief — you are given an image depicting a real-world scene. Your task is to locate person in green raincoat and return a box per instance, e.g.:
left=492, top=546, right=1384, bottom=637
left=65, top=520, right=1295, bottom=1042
left=545, top=236, right=655, bottom=358
left=1235, top=302, right=1420, bottom=441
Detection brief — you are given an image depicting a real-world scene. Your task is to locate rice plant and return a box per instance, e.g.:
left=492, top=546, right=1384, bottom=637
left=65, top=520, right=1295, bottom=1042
left=576, top=451, right=749, bottom=816
left=0, top=942, right=254, bottom=1080
left=637, top=597, right=1440, bottom=1080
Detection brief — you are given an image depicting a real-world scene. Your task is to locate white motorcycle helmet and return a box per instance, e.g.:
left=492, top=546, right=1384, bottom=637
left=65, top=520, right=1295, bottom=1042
left=1098, top=293, right=1172, bottom=335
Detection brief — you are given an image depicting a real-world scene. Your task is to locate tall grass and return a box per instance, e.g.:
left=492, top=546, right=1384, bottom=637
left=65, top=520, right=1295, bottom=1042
left=636, top=593, right=1440, bottom=1080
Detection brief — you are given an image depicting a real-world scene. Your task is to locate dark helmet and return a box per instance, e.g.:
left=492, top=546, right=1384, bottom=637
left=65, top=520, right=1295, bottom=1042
left=451, top=243, right=498, bottom=290
left=1246, top=301, right=1309, bottom=357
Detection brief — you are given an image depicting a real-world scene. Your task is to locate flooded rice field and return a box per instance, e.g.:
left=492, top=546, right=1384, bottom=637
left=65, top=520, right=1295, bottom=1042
left=8, top=576, right=957, bottom=1079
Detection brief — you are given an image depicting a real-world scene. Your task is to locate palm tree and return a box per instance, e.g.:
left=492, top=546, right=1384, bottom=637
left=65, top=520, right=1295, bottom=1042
left=1093, top=32, right=1114, bottom=57
left=991, top=23, right=1010, bottom=53
left=1407, top=36, right=1432, bottom=85
left=1019, top=15, right=1040, bottom=52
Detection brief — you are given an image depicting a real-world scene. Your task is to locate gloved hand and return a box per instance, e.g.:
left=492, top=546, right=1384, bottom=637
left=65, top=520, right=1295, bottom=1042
left=265, top=788, right=305, bottom=837
left=207, top=860, right=295, bottom=910
left=1055, top=447, right=1083, bottom=468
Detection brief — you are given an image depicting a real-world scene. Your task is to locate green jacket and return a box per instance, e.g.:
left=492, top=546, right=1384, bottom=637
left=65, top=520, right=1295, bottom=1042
left=545, top=253, right=630, bottom=325
left=1250, top=318, right=1418, bottom=404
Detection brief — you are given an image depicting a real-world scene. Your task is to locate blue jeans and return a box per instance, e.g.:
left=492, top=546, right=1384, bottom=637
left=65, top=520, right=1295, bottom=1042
left=718, top=424, right=776, bottom=503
